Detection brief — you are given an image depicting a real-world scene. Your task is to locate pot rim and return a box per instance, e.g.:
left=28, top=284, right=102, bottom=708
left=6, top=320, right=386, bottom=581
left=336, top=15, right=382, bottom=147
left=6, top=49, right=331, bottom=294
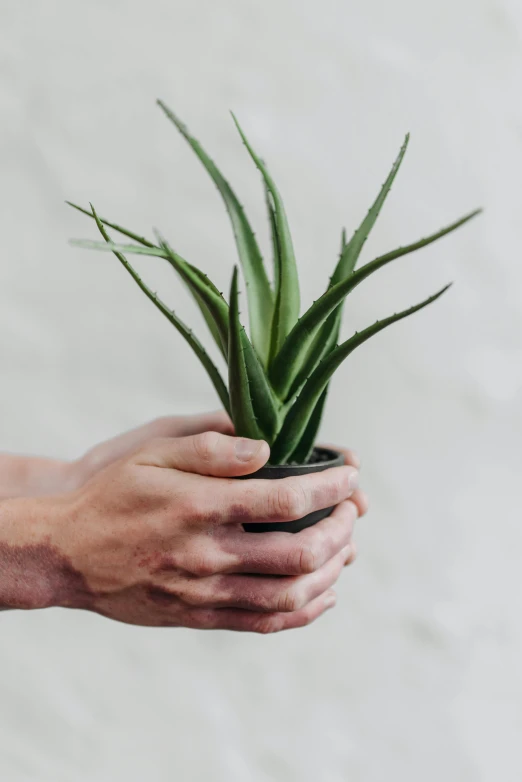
left=264, top=445, right=342, bottom=470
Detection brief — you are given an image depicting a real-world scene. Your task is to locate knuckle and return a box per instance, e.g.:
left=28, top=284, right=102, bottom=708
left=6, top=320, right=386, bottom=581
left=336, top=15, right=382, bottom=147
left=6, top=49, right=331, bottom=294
left=186, top=553, right=218, bottom=578
left=179, top=587, right=208, bottom=607
left=145, top=585, right=177, bottom=606
left=192, top=431, right=221, bottom=463
left=252, top=614, right=283, bottom=635
left=294, top=544, right=318, bottom=574
left=152, top=551, right=183, bottom=573
left=178, top=493, right=210, bottom=524
left=277, top=587, right=304, bottom=614
left=319, top=473, right=345, bottom=507
left=180, top=494, right=202, bottom=520
left=272, top=481, right=307, bottom=520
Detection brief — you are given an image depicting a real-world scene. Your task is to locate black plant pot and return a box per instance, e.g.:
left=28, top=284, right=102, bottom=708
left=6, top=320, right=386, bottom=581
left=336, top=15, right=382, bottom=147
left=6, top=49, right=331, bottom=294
left=240, top=446, right=344, bottom=534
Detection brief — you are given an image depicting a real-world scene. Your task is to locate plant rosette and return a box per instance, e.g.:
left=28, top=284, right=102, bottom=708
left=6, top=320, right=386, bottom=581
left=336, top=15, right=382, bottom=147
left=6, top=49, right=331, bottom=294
left=69, top=100, right=480, bottom=532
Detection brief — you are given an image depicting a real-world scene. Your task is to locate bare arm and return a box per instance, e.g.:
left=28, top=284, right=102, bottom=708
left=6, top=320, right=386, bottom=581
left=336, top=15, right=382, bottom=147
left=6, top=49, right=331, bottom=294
left=0, top=432, right=364, bottom=630
left=0, top=455, right=76, bottom=501
left=0, top=411, right=235, bottom=501
left=0, top=411, right=366, bottom=629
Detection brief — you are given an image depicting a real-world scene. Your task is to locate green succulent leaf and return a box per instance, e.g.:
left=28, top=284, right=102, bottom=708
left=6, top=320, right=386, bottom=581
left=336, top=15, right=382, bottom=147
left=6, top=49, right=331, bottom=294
left=299, top=230, right=348, bottom=412
left=157, top=100, right=274, bottom=365
left=228, top=267, right=265, bottom=440
left=285, top=309, right=341, bottom=402
left=183, top=264, right=228, bottom=358
left=68, top=212, right=228, bottom=356
left=66, top=202, right=156, bottom=247
left=88, top=204, right=230, bottom=414
left=331, top=134, right=409, bottom=287
left=240, top=333, right=281, bottom=443
left=287, top=232, right=348, bottom=405
left=72, top=238, right=232, bottom=356
left=71, top=235, right=280, bottom=438
left=230, top=113, right=300, bottom=361
left=287, top=387, right=329, bottom=465
left=70, top=239, right=171, bottom=258
left=265, top=183, right=281, bottom=304
left=156, top=235, right=230, bottom=356
left=270, top=283, right=452, bottom=464
left=269, top=208, right=480, bottom=399
left=163, top=241, right=279, bottom=441
left=68, top=111, right=482, bottom=469
left=226, top=264, right=280, bottom=441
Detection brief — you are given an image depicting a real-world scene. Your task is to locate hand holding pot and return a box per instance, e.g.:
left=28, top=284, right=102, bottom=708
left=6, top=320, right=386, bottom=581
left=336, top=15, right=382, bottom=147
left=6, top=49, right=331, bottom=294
left=0, top=431, right=364, bottom=632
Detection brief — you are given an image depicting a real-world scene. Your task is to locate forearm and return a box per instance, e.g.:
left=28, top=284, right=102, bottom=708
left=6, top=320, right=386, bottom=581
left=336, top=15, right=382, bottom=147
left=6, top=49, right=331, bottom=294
left=0, top=456, right=82, bottom=609
left=0, top=496, right=41, bottom=610
left=0, top=454, right=77, bottom=500
left=0, top=494, right=69, bottom=611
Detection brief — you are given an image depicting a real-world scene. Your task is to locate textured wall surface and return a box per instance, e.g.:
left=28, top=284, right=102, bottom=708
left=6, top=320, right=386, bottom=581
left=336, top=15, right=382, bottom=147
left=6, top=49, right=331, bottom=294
left=1, top=1, right=521, bottom=779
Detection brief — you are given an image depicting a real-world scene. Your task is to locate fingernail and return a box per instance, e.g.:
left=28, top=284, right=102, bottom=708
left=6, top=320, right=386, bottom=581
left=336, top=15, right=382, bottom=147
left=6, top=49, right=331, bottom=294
left=235, top=438, right=262, bottom=462
left=324, top=592, right=337, bottom=609
left=348, top=469, right=359, bottom=491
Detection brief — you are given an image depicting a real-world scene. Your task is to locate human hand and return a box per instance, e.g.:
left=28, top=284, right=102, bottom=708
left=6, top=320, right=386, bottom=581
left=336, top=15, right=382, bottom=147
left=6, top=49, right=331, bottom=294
left=69, top=412, right=369, bottom=540
left=72, top=410, right=233, bottom=487
left=319, top=440, right=368, bottom=566
left=0, top=432, right=363, bottom=632
left=0, top=411, right=232, bottom=501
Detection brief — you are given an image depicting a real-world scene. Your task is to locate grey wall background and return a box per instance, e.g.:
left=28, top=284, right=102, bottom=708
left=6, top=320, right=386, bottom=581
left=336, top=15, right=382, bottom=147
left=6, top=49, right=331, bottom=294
left=1, top=1, right=521, bottom=780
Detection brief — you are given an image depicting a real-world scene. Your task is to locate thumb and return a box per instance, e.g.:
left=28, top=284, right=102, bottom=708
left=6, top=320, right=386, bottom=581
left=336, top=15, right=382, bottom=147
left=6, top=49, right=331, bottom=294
left=137, top=432, right=270, bottom=477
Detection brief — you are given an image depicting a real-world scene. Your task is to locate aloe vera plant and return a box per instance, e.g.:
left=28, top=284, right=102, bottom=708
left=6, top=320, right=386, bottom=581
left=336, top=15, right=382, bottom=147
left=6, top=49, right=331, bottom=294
left=69, top=101, right=480, bottom=465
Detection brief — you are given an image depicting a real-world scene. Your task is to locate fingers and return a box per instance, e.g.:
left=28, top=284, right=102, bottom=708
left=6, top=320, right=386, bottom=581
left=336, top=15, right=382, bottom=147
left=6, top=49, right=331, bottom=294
left=177, top=543, right=349, bottom=612
left=350, top=488, right=369, bottom=518
left=77, top=411, right=234, bottom=483
left=211, top=464, right=359, bottom=525
left=168, top=410, right=234, bottom=438
left=213, top=498, right=358, bottom=575
left=319, top=442, right=360, bottom=469
left=317, top=444, right=368, bottom=517
left=186, top=590, right=337, bottom=633
left=135, top=432, right=270, bottom=477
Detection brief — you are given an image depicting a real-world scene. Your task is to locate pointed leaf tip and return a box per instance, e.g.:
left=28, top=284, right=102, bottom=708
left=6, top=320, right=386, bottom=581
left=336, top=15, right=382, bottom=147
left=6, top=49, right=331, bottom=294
left=271, top=280, right=452, bottom=462
left=230, top=112, right=300, bottom=359
left=159, top=100, right=274, bottom=364
left=82, top=201, right=231, bottom=414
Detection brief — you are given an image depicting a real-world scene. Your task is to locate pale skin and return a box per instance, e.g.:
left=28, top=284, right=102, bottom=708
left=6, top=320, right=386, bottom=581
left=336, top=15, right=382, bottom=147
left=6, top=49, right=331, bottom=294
left=0, top=411, right=367, bottom=633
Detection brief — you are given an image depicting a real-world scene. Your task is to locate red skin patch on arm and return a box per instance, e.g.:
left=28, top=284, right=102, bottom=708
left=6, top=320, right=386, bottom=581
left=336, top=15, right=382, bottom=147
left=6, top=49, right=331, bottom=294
left=0, top=542, right=94, bottom=610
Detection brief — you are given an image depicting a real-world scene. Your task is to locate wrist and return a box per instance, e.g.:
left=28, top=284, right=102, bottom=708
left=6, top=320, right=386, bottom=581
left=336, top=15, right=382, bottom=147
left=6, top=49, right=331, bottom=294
left=42, top=458, right=88, bottom=496
left=0, top=455, right=82, bottom=500
left=59, top=458, right=86, bottom=493
left=0, top=495, right=72, bottom=610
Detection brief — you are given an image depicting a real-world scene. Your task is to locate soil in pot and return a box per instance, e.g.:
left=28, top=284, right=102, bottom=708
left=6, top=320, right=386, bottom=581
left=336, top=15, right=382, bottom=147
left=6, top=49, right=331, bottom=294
left=239, top=446, right=344, bottom=534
